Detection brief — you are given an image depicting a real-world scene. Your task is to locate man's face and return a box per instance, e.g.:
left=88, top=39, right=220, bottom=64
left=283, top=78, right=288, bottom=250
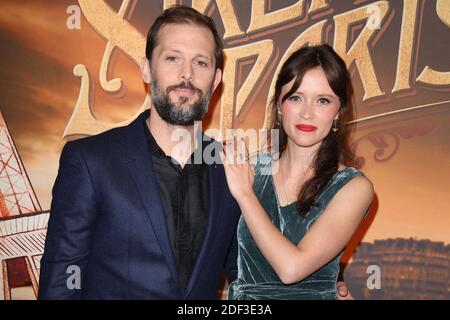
left=146, top=23, right=222, bottom=126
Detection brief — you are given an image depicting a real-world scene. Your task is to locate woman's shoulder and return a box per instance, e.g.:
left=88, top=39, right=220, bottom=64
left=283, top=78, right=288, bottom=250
left=333, top=166, right=373, bottom=198
left=330, top=169, right=374, bottom=220
left=335, top=166, right=366, bottom=180
left=317, top=166, right=373, bottom=202
left=314, top=167, right=374, bottom=219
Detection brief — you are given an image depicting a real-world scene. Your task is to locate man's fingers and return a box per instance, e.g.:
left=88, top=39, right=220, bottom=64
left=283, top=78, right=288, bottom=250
left=339, top=288, right=348, bottom=296
left=337, top=281, right=348, bottom=296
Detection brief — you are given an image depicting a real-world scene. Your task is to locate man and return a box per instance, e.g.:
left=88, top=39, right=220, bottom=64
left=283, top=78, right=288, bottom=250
left=39, top=6, right=240, bottom=299
left=39, top=5, right=352, bottom=300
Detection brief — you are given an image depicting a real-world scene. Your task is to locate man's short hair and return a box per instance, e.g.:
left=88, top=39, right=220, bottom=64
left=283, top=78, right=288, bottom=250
left=145, top=5, right=224, bottom=70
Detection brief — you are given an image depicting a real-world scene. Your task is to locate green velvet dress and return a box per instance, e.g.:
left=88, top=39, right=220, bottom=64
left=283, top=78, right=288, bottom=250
left=228, top=153, right=364, bottom=300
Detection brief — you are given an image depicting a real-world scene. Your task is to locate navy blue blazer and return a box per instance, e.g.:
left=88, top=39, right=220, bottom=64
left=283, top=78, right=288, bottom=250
left=38, top=111, right=240, bottom=299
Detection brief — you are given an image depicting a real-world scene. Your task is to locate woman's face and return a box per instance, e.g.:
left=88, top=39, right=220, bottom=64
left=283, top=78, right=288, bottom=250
left=279, top=67, right=341, bottom=151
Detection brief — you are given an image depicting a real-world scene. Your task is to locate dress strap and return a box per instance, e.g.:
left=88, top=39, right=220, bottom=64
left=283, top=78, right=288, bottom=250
left=315, top=167, right=365, bottom=208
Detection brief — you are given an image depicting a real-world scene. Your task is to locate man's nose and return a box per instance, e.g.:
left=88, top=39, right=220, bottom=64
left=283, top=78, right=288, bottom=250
left=180, top=62, right=193, bottom=82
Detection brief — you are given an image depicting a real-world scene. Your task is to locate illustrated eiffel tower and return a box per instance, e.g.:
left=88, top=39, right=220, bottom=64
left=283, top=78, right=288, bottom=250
left=0, top=110, right=49, bottom=300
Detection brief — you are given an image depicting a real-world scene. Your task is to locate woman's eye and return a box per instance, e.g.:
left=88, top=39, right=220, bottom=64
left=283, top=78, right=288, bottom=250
left=318, top=98, right=330, bottom=104
left=288, top=95, right=301, bottom=102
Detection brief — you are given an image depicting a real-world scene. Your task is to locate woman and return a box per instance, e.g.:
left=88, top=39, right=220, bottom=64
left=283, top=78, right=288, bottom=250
left=220, top=44, right=374, bottom=300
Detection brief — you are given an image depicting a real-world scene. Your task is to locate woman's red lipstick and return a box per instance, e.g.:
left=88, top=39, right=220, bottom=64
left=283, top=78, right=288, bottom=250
left=296, top=124, right=317, bottom=132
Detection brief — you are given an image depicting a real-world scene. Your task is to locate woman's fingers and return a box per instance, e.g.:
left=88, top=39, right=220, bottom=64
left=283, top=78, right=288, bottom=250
left=236, top=137, right=246, bottom=164
left=222, top=138, right=235, bottom=163
left=222, top=135, right=251, bottom=166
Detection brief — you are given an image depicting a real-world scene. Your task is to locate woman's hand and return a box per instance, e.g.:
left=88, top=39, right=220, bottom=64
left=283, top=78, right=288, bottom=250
left=219, top=136, right=255, bottom=203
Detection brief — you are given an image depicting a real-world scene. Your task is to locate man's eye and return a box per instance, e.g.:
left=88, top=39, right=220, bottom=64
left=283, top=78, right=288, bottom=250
left=166, top=56, right=177, bottom=62
left=196, top=60, right=208, bottom=67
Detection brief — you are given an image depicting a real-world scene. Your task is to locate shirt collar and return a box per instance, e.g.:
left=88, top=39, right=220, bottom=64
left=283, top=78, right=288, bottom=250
left=144, top=112, right=205, bottom=166
left=144, top=119, right=165, bottom=157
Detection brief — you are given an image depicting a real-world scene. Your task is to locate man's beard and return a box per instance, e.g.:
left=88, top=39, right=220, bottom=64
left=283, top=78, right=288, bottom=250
left=150, top=78, right=212, bottom=126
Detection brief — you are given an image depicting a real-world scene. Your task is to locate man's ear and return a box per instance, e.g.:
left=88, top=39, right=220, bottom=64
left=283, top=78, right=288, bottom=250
left=140, top=57, right=151, bottom=84
left=212, top=68, right=222, bottom=92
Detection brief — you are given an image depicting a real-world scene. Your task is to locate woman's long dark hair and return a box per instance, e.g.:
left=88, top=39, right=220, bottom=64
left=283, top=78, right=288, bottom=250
left=270, top=44, right=356, bottom=217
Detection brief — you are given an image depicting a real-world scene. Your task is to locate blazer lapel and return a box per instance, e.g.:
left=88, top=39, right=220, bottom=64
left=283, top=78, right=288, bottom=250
left=124, top=111, right=180, bottom=291
left=184, top=140, right=225, bottom=298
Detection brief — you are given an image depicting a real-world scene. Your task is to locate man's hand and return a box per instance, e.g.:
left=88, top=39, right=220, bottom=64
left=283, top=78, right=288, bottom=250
left=336, top=281, right=354, bottom=300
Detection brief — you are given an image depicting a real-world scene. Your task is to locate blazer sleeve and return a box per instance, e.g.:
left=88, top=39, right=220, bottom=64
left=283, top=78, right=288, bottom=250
left=223, top=228, right=239, bottom=282
left=38, top=141, right=98, bottom=299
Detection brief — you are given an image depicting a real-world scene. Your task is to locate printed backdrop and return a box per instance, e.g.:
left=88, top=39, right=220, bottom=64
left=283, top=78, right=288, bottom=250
left=0, top=0, right=449, bottom=299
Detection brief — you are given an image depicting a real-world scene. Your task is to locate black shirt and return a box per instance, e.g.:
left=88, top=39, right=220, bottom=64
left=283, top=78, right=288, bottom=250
left=145, top=123, right=209, bottom=290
